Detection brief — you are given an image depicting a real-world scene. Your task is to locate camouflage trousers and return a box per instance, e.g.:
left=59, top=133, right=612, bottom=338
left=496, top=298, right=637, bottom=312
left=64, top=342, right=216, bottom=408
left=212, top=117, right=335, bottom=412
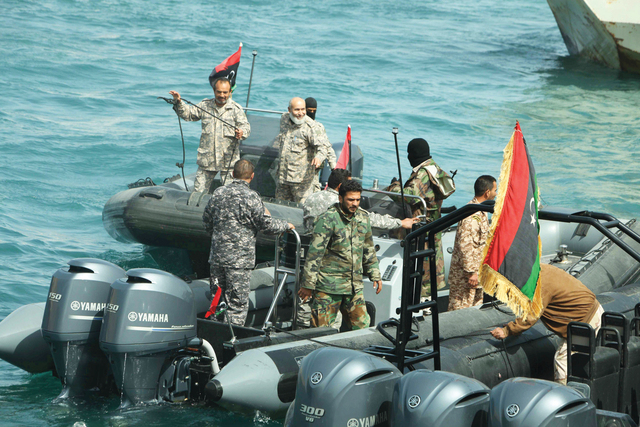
left=296, top=296, right=342, bottom=330
left=420, top=231, right=446, bottom=298
left=275, top=180, right=317, bottom=204
left=194, top=167, right=233, bottom=193
left=209, top=265, right=252, bottom=326
left=311, top=290, right=370, bottom=331
left=447, top=272, right=483, bottom=311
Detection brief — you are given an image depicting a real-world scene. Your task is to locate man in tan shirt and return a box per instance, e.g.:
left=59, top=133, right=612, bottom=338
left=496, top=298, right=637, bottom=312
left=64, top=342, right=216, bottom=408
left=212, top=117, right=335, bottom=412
left=490, top=263, right=604, bottom=384
left=447, top=175, right=496, bottom=311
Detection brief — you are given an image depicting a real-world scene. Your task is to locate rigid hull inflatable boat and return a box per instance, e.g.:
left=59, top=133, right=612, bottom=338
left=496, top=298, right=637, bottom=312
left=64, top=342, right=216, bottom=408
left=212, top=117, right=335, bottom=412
left=101, top=112, right=364, bottom=277
left=3, top=203, right=640, bottom=425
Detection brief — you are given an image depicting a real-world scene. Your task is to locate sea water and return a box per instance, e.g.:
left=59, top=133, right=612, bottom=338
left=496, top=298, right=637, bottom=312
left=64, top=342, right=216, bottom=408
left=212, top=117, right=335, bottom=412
left=1, top=0, right=639, bottom=425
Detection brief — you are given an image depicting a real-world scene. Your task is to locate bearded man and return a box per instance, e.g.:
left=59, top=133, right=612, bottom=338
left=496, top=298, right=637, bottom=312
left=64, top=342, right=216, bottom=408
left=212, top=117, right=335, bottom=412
left=170, top=77, right=250, bottom=192
left=275, top=97, right=329, bottom=203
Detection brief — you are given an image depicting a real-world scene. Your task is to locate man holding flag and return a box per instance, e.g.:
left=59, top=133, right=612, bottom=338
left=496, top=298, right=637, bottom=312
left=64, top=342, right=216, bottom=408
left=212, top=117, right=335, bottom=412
left=484, top=122, right=603, bottom=384
left=169, top=44, right=251, bottom=192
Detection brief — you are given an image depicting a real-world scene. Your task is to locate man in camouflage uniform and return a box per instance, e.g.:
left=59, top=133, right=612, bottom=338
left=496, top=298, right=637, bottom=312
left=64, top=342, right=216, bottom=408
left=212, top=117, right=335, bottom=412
left=393, top=138, right=454, bottom=302
left=275, top=97, right=329, bottom=203
left=447, top=175, right=496, bottom=311
left=296, top=169, right=417, bottom=328
left=170, top=77, right=251, bottom=193
left=305, top=97, right=337, bottom=192
left=203, top=159, right=294, bottom=326
left=298, top=180, right=382, bottom=330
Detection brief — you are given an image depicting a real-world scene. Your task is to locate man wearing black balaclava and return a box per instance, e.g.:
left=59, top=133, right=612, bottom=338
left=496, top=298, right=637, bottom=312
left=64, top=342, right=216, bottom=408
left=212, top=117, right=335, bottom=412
left=393, top=138, right=455, bottom=312
left=305, top=97, right=337, bottom=190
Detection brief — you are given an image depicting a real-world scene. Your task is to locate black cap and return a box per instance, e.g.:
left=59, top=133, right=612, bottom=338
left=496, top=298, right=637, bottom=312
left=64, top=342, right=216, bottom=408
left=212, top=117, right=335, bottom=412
left=304, top=97, right=317, bottom=109
left=407, top=138, right=431, bottom=167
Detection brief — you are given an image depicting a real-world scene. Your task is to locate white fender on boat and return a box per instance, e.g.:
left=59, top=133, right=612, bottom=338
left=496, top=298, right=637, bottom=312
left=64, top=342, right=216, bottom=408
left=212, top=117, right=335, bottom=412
left=200, top=338, right=220, bottom=374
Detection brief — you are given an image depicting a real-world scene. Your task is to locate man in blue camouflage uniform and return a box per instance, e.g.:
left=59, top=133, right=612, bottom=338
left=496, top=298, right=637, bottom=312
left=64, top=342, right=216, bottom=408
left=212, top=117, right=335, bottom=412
left=298, top=180, right=382, bottom=330
left=170, top=77, right=251, bottom=193
left=203, top=159, right=294, bottom=326
left=275, top=97, right=329, bottom=203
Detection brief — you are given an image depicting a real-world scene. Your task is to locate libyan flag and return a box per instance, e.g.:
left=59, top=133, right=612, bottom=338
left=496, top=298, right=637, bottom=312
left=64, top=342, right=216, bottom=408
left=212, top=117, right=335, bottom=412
left=209, top=43, right=242, bottom=91
left=479, top=121, right=542, bottom=321
left=335, top=125, right=351, bottom=170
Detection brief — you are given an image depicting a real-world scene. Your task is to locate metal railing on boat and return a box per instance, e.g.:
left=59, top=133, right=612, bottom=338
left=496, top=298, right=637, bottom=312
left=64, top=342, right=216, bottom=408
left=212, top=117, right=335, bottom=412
left=366, top=201, right=640, bottom=373
left=263, top=229, right=302, bottom=331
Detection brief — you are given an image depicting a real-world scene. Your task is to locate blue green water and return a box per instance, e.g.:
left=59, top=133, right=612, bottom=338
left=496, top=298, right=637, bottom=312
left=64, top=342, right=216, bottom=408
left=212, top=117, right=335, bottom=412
left=1, top=0, right=639, bottom=425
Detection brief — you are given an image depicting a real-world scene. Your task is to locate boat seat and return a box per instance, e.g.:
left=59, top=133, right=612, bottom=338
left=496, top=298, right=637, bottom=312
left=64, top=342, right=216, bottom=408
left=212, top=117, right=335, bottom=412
left=567, top=321, right=620, bottom=412
left=250, top=268, right=277, bottom=291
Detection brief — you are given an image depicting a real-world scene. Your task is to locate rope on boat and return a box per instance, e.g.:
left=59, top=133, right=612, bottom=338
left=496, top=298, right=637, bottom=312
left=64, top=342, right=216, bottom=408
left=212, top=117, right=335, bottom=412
left=157, top=96, right=189, bottom=192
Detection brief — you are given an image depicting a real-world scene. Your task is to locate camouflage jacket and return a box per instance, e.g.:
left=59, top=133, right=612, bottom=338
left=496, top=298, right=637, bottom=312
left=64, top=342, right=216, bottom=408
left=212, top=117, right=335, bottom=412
left=302, top=188, right=403, bottom=232
left=402, top=158, right=445, bottom=222
left=311, top=120, right=336, bottom=169
left=448, top=198, right=489, bottom=280
left=203, top=179, right=289, bottom=268
left=174, top=98, right=250, bottom=171
left=277, top=113, right=328, bottom=184
left=301, top=204, right=381, bottom=295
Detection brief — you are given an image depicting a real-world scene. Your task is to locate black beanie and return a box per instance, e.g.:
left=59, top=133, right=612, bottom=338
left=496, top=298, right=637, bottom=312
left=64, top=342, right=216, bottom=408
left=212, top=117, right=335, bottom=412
left=305, top=97, right=317, bottom=120
left=407, top=138, right=431, bottom=167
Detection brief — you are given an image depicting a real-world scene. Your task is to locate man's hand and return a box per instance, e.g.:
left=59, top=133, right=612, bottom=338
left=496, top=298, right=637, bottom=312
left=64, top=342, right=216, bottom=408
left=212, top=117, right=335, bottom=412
left=373, top=280, right=382, bottom=294
left=235, top=128, right=243, bottom=139
left=169, top=90, right=181, bottom=101
left=298, top=287, right=313, bottom=302
left=400, top=217, right=419, bottom=229
left=491, top=327, right=507, bottom=340
left=468, top=272, right=479, bottom=287
left=311, top=157, right=322, bottom=168
left=287, top=223, right=295, bottom=230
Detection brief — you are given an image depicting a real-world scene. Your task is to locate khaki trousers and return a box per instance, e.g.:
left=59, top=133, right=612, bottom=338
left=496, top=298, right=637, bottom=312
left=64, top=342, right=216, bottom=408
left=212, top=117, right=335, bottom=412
left=554, top=303, right=604, bottom=384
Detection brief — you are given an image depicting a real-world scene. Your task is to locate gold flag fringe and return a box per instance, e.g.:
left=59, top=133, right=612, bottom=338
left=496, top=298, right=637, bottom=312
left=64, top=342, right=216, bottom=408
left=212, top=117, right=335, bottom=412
left=479, top=126, right=543, bottom=322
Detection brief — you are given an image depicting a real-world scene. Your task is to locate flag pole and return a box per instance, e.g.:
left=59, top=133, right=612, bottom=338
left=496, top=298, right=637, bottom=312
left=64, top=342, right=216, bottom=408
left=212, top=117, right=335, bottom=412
left=392, top=127, right=407, bottom=219
left=245, top=49, right=258, bottom=108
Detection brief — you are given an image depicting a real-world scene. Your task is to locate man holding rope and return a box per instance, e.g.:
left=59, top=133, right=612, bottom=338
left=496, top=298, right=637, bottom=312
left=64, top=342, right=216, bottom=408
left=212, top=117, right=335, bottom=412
left=169, top=77, right=251, bottom=193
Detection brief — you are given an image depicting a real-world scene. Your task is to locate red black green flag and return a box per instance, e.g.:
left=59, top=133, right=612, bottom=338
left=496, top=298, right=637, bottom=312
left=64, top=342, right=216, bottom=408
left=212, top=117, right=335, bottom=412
left=209, top=43, right=242, bottom=91
left=479, top=122, right=542, bottom=321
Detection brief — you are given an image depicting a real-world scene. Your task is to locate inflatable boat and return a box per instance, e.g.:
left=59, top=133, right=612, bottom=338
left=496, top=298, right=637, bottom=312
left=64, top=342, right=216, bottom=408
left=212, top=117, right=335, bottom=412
left=3, top=203, right=640, bottom=424
left=101, top=112, right=365, bottom=277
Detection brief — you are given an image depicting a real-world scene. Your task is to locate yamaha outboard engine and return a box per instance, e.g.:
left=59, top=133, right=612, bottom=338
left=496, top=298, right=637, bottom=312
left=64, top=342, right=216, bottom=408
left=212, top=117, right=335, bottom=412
left=488, top=378, right=596, bottom=427
left=284, top=347, right=401, bottom=426
left=390, top=370, right=490, bottom=426
left=41, top=258, right=126, bottom=399
left=99, top=269, right=199, bottom=407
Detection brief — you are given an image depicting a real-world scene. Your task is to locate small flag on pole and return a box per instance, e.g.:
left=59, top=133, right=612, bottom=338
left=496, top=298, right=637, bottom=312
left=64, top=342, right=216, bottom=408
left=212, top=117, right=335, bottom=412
left=205, top=286, right=223, bottom=319
left=335, top=125, right=351, bottom=170
left=479, top=121, right=542, bottom=321
left=209, top=43, right=242, bottom=91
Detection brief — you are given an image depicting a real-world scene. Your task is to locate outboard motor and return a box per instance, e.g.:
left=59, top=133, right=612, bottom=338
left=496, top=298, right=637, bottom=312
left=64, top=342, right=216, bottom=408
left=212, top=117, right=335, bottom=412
left=488, top=378, right=596, bottom=427
left=41, top=258, right=126, bottom=399
left=99, top=269, right=203, bottom=407
left=284, top=347, right=401, bottom=426
left=390, top=370, right=490, bottom=426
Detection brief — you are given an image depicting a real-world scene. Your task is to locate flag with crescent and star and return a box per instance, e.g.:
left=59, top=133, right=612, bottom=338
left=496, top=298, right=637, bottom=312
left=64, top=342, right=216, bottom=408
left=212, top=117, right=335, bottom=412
left=479, top=121, right=542, bottom=321
left=209, top=43, right=242, bottom=91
